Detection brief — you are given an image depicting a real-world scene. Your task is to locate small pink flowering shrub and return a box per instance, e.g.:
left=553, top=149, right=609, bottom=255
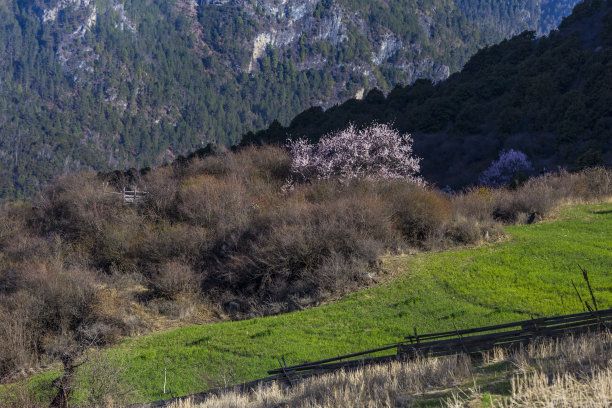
left=479, top=149, right=533, bottom=187
left=288, top=123, right=422, bottom=184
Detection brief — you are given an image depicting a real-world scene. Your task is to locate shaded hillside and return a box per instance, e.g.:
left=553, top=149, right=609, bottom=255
left=457, top=0, right=582, bottom=35
left=0, top=0, right=580, bottom=198
left=243, top=0, right=612, bottom=187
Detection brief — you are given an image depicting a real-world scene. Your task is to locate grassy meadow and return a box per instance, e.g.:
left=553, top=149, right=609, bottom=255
left=7, top=201, right=610, bottom=405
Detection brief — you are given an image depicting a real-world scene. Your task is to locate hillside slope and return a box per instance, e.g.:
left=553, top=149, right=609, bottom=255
left=244, top=0, right=612, bottom=187
left=5, top=202, right=611, bottom=404
left=0, top=0, right=580, bottom=197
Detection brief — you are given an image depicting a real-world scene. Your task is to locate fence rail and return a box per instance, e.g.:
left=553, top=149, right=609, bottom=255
left=267, top=308, right=611, bottom=378
left=102, top=183, right=148, bottom=204
left=129, top=308, right=611, bottom=407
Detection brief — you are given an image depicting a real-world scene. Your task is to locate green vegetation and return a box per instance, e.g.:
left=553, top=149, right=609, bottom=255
left=11, top=201, right=610, bottom=404
left=0, top=0, right=583, bottom=198
left=245, top=0, right=612, bottom=187
left=400, top=203, right=612, bottom=317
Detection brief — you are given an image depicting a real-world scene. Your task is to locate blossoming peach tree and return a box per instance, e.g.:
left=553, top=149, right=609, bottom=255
left=287, top=123, right=422, bottom=184
left=479, top=149, right=532, bottom=187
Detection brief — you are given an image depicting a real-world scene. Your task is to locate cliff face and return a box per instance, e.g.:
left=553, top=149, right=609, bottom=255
left=34, top=0, right=581, bottom=107
left=36, top=0, right=456, bottom=103
left=233, top=0, right=452, bottom=100
left=38, top=0, right=135, bottom=80
left=455, top=0, right=582, bottom=36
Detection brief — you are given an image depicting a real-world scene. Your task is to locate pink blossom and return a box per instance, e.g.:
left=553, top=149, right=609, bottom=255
left=288, top=123, right=422, bottom=184
left=479, top=149, right=533, bottom=186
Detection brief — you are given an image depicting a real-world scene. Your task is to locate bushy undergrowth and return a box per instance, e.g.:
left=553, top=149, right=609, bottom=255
left=0, top=146, right=610, bottom=381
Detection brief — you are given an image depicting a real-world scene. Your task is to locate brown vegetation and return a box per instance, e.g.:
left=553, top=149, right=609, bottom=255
left=0, top=145, right=610, bottom=382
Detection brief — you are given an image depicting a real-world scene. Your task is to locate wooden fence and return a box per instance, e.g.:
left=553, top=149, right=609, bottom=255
left=267, top=308, right=611, bottom=380
left=119, top=187, right=148, bottom=204
left=103, top=183, right=148, bottom=204
left=399, top=308, right=611, bottom=359
left=129, top=308, right=611, bottom=407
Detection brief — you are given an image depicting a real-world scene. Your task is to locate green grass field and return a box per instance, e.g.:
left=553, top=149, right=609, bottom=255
left=7, top=203, right=612, bottom=404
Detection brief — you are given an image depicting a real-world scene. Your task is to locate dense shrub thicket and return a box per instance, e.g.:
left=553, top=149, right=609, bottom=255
left=0, top=145, right=610, bottom=381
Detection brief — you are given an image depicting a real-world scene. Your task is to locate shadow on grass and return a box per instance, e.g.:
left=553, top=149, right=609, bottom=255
left=400, top=388, right=457, bottom=408
left=477, top=361, right=514, bottom=398
left=401, top=361, right=515, bottom=408
left=186, top=335, right=212, bottom=347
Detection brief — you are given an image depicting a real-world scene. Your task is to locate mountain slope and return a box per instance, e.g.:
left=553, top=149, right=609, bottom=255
left=244, top=0, right=612, bottom=187
left=0, top=0, right=580, bottom=197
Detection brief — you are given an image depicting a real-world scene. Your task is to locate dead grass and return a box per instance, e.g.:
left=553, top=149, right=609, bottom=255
left=500, top=368, right=612, bottom=407
left=169, top=331, right=611, bottom=408
left=171, top=355, right=472, bottom=408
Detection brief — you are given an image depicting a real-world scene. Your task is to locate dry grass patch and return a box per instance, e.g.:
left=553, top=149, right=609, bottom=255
left=500, top=369, right=612, bottom=407
left=171, top=355, right=472, bottom=408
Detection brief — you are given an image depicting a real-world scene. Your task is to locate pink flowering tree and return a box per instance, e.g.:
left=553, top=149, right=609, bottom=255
left=479, top=149, right=533, bottom=187
left=287, top=123, right=422, bottom=184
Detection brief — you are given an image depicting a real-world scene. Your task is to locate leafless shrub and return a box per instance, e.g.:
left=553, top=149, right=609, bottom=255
left=1, top=231, right=53, bottom=265
left=0, top=263, right=100, bottom=377
left=491, top=180, right=558, bottom=223
left=141, top=166, right=181, bottom=220
left=452, top=187, right=497, bottom=223
left=391, top=185, right=452, bottom=246
left=71, top=350, right=137, bottom=406
left=185, top=150, right=234, bottom=178
left=202, top=192, right=399, bottom=314
left=34, top=171, right=122, bottom=238
left=0, top=202, right=30, bottom=248
left=455, top=168, right=612, bottom=225
left=149, top=261, right=200, bottom=300
left=139, top=224, right=212, bottom=265
left=567, top=166, right=612, bottom=200
left=445, top=216, right=504, bottom=245
left=247, top=145, right=292, bottom=182
left=177, top=175, right=252, bottom=234
left=184, top=146, right=290, bottom=185
left=89, top=219, right=142, bottom=270
left=0, top=297, right=39, bottom=378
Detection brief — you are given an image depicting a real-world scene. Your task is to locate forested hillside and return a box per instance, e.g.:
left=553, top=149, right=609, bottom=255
left=245, top=0, right=612, bottom=187
left=0, top=0, right=580, bottom=197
